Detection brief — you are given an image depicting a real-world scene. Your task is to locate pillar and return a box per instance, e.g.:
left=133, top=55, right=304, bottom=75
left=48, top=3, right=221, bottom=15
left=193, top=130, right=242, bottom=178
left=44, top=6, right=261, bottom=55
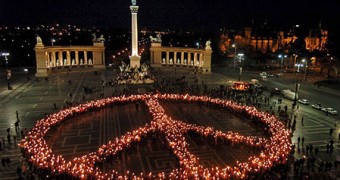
left=129, top=2, right=141, bottom=68
left=66, top=51, right=71, bottom=66
left=58, top=51, right=63, bottom=66
left=51, top=51, right=56, bottom=67
left=84, top=51, right=88, bottom=64
left=75, top=51, right=79, bottom=65
left=166, top=51, right=169, bottom=64
left=174, top=51, right=177, bottom=64
left=193, top=53, right=197, bottom=66
left=35, top=42, right=49, bottom=77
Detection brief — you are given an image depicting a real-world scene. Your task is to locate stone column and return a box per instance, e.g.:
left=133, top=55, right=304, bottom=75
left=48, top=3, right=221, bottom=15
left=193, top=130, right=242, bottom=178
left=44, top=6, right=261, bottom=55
left=66, top=51, right=71, bottom=66
left=181, top=52, right=184, bottom=64
left=200, top=54, right=204, bottom=66
left=174, top=51, right=177, bottom=64
left=193, top=53, right=198, bottom=66
left=166, top=51, right=169, bottom=64
left=84, top=51, right=88, bottom=64
left=75, top=51, right=79, bottom=65
left=58, top=51, right=63, bottom=66
left=52, top=51, right=56, bottom=67
left=129, top=2, right=141, bottom=68
left=187, top=52, right=191, bottom=65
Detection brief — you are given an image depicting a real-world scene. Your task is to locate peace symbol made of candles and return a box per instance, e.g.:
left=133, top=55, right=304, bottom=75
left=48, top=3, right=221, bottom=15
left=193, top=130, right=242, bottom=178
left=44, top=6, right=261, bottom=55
left=20, top=94, right=292, bottom=179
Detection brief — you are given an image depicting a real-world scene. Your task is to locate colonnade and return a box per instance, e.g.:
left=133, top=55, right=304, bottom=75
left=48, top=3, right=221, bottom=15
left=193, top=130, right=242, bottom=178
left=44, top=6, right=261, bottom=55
left=45, top=50, right=93, bottom=68
left=160, top=51, right=204, bottom=67
left=35, top=41, right=105, bottom=77
left=150, top=42, right=212, bottom=73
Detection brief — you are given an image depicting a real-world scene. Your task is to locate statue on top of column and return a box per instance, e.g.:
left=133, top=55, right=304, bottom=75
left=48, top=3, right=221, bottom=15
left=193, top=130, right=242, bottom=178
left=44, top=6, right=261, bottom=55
left=131, top=0, right=137, bottom=5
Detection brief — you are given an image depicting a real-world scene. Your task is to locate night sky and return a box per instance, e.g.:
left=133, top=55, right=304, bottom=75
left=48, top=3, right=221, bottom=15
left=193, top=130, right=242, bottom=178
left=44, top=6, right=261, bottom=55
left=0, top=0, right=339, bottom=30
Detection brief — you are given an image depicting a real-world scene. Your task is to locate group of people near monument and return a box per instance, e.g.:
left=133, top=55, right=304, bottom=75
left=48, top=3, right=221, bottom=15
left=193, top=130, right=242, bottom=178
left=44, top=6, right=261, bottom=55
left=1, top=67, right=339, bottom=179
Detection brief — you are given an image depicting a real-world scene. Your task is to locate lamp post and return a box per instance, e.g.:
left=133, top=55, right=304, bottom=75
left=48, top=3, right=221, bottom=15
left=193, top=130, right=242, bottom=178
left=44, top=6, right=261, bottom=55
left=1, top=52, right=11, bottom=90
left=237, top=53, right=244, bottom=81
left=232, top=44, right=236, bottom=71
left=293, top=54, right=298, bottom=73
left=292, top=79, right=299, bottom=109
left=278, top=54, right=287, bottom=75
left=51, top=39, right=56, bottom=46
left=302, top=59, right=307, bottom=82
left=196, top=42, right=200, bottom=48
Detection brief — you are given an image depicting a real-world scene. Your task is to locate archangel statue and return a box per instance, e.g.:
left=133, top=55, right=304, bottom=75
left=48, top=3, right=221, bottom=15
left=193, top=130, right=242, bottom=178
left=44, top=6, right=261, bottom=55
left=131, top=0, right=137, bottom=6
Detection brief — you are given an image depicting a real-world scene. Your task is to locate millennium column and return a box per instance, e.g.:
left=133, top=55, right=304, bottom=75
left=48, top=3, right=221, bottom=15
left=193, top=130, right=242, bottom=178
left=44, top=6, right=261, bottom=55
left=129, top=0, right=141, bottom=68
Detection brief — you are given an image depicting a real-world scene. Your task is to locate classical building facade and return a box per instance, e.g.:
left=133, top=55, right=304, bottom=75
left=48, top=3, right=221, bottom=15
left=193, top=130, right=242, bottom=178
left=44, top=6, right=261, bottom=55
left=35, top=37, right=105, bottom=77
left=150, top=41, right=212, bottom=73
left=220, top=24, right=328, bottom=55
left=305, top=24, right=328, bottom=51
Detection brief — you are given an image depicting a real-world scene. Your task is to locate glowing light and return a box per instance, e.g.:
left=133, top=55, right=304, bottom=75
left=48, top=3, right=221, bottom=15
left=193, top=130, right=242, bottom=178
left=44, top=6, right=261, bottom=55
left=19, top=94, right=292, bottom=179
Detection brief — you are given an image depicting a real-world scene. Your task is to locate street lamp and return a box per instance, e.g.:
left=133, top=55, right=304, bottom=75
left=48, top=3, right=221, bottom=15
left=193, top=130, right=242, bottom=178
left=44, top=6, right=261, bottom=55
left=232, top=44, right=236, bottom=71
left=278, top=54, right=287, bottom=75
left=51, top=39, right=56, bottom=46
left=196, top=42, right=200, bottom=48
left=292, top=54, right=298, bottom=73
left=237, top=53, right=244, bottom=81
left=302, top=59, right=307, bottom=82
left=1, top=52, right=11, bottom=90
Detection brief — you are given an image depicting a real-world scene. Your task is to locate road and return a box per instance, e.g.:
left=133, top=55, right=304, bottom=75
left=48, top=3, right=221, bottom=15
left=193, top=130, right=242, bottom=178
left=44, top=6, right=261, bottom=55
left=213, top=67, right=340, bottom=165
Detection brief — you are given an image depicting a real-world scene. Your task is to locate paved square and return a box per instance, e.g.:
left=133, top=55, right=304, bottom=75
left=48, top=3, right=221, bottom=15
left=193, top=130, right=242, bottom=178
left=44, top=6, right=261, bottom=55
left=44, top=99, right=263, bottom=175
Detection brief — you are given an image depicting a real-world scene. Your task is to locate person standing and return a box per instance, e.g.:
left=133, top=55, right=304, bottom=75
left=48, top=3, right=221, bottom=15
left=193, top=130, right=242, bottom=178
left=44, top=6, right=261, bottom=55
left=302, top=137, right=305, bottom=147
left=329, top=127, right=333, bottom=136
left=15, top=120, right=20, bottom=133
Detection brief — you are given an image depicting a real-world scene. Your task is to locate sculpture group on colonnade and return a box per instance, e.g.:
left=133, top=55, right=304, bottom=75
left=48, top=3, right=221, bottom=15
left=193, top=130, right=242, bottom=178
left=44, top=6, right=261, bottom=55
left=150, top=34, right=162, bottom=43
left=92, top=33, right=105, bottom=42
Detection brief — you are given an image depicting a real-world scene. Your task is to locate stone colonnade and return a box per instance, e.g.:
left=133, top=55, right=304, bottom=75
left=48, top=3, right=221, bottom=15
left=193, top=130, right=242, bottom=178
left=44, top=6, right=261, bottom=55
left=45, top=50, right=93, bottom=68
left=35, top=42, right=105, bottom=77
left=150, top=43, right=212, bottom=73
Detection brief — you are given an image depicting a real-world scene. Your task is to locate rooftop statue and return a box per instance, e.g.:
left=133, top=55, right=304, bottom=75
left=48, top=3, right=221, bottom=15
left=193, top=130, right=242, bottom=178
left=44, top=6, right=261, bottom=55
left=97, top=34, right=105, bottom=42
left=131, top=0, right=137, bottom=5
left=36, top=35, right=43, bottom=44
left=149, top=34, right=162, bottom=43
left=205, top=40, right=211, bottom=49
left=92, top=33, right=97, bottom=42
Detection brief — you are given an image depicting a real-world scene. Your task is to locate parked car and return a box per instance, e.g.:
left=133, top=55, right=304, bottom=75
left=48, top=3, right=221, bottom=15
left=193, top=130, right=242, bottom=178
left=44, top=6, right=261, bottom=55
left=311, top=103, right=322, bottom=110
left=298, top=99, right=309, bottom=105
left=321, top=108, right=338, bottom=115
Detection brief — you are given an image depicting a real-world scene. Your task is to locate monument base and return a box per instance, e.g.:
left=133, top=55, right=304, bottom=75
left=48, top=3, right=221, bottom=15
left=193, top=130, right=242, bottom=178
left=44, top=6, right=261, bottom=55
left=129, top=55, right=141, bottom=69
left=35, top=68, right=50, bottom=77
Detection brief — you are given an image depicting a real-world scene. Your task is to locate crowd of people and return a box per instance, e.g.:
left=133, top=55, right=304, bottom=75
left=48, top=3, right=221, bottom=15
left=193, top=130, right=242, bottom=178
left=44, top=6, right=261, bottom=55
left=16, top=93, right=292, bottom=179
left=1, top=68, right=339, bottom=179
